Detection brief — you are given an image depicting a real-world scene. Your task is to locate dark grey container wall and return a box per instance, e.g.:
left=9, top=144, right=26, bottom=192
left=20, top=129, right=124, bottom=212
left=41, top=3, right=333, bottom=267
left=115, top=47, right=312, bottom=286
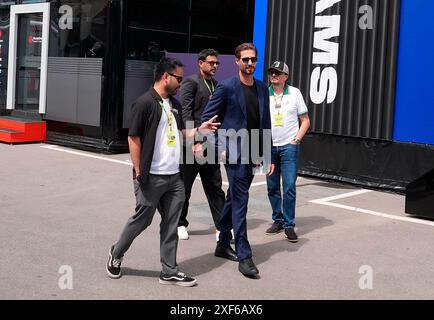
left=122, top=60, right=156, bottom=129
left=265, top=0, right=400, bottom=140
left=45, top=57, right=103, bottom=127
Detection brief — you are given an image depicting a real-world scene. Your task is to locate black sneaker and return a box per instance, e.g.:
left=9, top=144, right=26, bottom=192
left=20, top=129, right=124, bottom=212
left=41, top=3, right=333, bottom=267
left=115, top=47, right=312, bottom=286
left=106, top=245, right=123, bottom=279
left=159, top=271, right=197, bottom=287
left=265, top=222, right=284, bottom=235
left=285, top=227, right=298, bottom=243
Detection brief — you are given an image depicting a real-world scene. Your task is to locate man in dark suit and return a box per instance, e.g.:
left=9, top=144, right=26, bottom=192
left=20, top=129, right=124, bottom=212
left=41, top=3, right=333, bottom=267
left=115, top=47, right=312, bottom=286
left=202, top=43, right=274, bottom=278
left=178, top=49, right=226, bottom=241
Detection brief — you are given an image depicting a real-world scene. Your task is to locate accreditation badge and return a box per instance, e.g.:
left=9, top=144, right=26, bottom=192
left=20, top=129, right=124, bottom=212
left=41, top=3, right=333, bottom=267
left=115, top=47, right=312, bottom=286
left=274, top=112, right=284, bottom=127
left=167, top=129, right=177, bottom=147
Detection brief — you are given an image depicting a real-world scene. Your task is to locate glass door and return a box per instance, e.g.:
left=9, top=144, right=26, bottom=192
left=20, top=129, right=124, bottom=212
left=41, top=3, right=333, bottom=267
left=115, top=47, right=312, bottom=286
left=0, top=7, right=10, bottom=109
left=15, top=12, right=42, bottom=112
left=6, top=3, right=50, bottom=114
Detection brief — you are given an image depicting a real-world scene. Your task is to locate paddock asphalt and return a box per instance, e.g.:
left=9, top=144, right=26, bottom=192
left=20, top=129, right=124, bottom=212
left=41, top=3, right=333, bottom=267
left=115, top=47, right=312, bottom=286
left=1, top=142, right=433, bottom=302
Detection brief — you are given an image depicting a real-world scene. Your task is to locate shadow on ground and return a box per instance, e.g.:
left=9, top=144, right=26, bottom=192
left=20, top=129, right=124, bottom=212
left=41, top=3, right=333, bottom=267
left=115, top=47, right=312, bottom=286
left=119, top=215, right=333, bottom=279
left=122, top=268, right=161, bottom=278
left=188, top=216, right=268, bottom=236
left=183, top=215, right=333, bottom=277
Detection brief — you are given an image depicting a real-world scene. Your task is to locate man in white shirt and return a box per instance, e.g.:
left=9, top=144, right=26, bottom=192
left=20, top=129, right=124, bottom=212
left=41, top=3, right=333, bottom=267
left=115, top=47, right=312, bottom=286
left=266, top=61, right=310, bottom=242
left=106, top=57, right=219, bottom=287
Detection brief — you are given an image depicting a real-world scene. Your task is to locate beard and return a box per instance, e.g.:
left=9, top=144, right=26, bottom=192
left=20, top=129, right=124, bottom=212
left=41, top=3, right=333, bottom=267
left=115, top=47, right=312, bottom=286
left=241, top=67, right=255, bottom=75
left=166, top=84, right=178, bottom=95
left=204, top=69, right=216, bottom=77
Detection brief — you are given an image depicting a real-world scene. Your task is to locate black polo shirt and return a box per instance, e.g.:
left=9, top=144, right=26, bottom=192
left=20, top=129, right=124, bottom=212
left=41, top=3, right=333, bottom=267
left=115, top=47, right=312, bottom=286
left=128, top=88, right=184, bottom=183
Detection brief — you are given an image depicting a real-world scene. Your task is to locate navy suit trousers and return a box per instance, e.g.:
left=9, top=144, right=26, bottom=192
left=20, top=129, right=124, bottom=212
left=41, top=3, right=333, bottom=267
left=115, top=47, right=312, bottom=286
left=218, top=163, right=255, bottom=260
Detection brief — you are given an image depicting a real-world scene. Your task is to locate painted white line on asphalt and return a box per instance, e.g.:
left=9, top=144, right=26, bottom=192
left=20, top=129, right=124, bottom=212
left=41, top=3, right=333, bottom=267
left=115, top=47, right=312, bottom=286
left=310, top=189, right=372, bottom=203
left=41, top=145, right=132, bottom=166
left=42, top=145, right=268, bottom=188
left=313, top=200, right=434, bottom=227
left=310, top=190, right=434, bottom=227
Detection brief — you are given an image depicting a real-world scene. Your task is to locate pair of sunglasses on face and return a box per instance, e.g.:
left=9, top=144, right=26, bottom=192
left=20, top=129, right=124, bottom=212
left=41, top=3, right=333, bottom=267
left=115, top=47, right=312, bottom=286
left=168, top=72, right=183, bottom=83
left=168, top=56, right=258, bottom=83
left=269, top=70, right=285, bottom=76
left=204, top=61, right=220, bottom=67
left=168, top=62, right=220, bottom=83
left=240, top=57, right=258, bottom=64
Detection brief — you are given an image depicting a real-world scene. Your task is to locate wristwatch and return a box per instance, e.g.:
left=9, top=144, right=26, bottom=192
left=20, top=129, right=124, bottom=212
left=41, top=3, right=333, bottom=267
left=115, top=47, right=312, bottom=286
left=293, top=138, right=301, bottom=145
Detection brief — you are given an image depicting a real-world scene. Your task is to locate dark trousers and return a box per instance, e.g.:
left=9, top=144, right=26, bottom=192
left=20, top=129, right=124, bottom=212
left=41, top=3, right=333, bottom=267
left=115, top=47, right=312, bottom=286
left=113, top=173, right=185, bottom=275
left=218, top=163, right=255, bottom=261
left=179, top=161, right=225, bottom=228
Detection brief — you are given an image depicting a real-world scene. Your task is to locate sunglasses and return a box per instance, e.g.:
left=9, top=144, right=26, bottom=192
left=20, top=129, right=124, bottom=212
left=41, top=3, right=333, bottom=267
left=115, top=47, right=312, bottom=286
left=168, top=72, right=183, bottom=83
left=269, top=69, right=285, bottom=76
left=205, top=61, right=220, bottom=66
left=241, top=56, right=258, bottom=64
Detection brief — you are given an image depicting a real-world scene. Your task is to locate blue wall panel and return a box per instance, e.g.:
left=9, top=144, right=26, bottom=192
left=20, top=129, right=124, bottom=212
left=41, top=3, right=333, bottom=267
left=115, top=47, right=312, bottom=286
left=394, top=0, right=434, bottom=144
left=253, top=0, right=268, bottom=80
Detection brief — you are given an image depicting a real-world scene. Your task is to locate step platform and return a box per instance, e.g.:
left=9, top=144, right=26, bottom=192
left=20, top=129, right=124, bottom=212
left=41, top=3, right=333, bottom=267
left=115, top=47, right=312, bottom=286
left=406, top=168, right=434, bottom=220
left=0, top=116, right=46, bottom=143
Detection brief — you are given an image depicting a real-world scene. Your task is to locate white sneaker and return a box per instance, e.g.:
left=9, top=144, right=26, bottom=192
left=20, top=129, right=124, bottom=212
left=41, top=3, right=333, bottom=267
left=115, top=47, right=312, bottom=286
left=177, top=226, right=189, bottom=240
left=215, top=229, right=235, bottom=242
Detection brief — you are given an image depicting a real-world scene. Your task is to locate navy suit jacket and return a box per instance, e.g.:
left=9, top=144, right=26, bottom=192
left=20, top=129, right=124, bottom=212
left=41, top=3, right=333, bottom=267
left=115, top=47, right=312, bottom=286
left=201, top=75, right=271, bottom=164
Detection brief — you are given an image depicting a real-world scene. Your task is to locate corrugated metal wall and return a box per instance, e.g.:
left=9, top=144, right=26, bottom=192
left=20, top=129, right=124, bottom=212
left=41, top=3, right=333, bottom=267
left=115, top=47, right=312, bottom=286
left=265, top=0, right=401, bottom=140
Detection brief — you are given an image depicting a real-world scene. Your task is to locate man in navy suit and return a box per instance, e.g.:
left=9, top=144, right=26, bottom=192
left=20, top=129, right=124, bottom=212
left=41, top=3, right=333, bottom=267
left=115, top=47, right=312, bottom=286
left=202, top=43, right=274, bottom=278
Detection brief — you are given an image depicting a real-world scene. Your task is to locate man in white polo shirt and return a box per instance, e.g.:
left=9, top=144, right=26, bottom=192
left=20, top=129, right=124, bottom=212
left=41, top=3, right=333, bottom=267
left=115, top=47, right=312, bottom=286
left=266, top=61, right=310, bottom=242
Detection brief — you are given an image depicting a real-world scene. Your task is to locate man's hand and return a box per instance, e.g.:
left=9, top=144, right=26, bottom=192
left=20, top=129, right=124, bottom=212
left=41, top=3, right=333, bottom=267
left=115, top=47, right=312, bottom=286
left=128, top=136, right=142, bottom=180
left=198, top=115, right=220, bottom=135
left=266, top=163, right=275, bottom=177
left=183, top=115, right=220, bottom=140
left=192, top=143, right=204, bottom=159
left=135, top=169, right=141, bottom=180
